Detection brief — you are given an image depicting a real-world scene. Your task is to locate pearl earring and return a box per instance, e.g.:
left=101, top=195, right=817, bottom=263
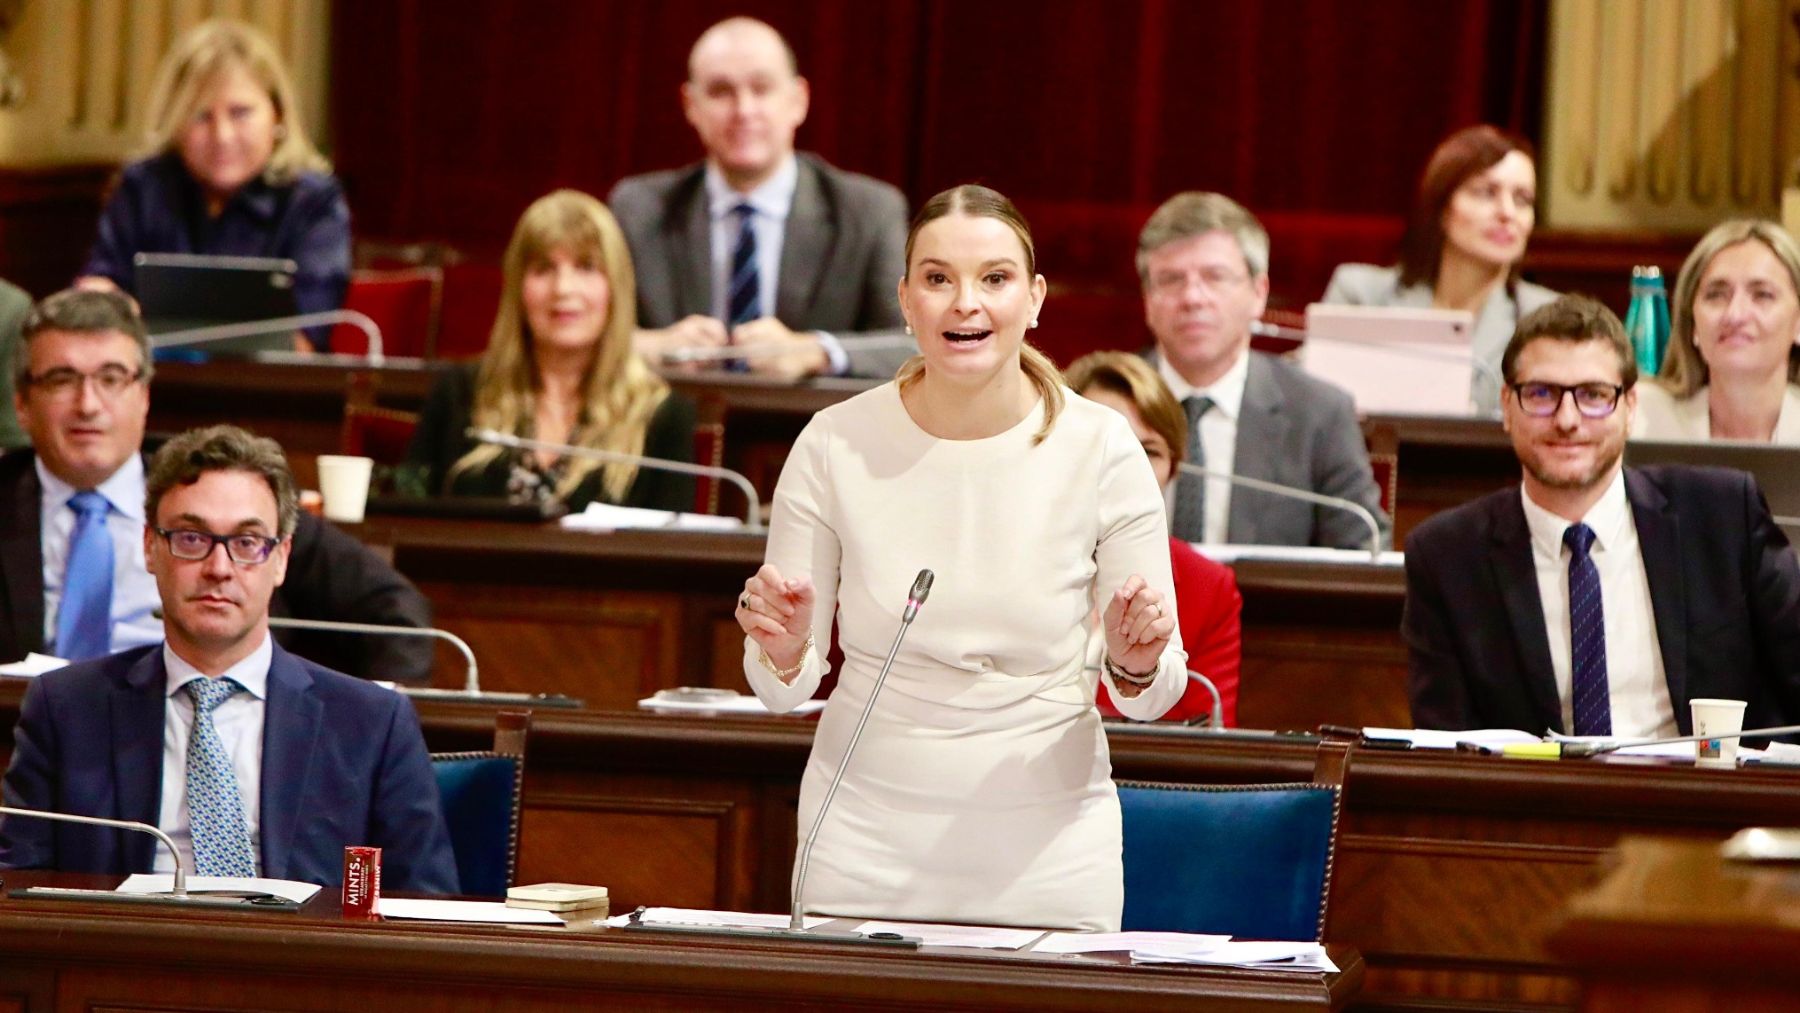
left=904, top=324, right=914, bottom=335
left=1029, top=319, right=1039, bottom=329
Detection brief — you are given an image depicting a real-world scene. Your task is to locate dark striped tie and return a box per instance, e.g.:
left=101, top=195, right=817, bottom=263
left=728, top=203, right=761, bottom=326
left=1564, top=522, right=1611, bottom=736
left=1170, top=395, right=1214, bottom=542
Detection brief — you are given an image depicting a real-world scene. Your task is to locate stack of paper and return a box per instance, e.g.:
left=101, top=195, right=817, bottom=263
left=601, top=907, right=829, bottom=931
left=849, top=919, right=1043, bottom=950
left=1132, top=940, right=1337, bottom=971
left=1362, top=728, right=1541, bottom=750
left=637, top=692, right=825, bottom=717
left=1035, top=931, right=1229, bottom=954
left=0, top=652, right=68, bottom=677
left=560, top=503, right=744, bottom=533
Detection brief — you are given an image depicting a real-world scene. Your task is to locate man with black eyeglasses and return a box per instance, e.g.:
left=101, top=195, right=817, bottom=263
left=0, top=424, right=458, bottom=892
left=0, top=287, right=433, bottom=681
left=1404, top=294, right=1800, bottom=736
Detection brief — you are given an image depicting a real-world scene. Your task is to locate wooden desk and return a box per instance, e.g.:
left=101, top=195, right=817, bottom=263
left=1550, top=836, right=1800, bottom=1012
left=145, top=359, right=1519, bottom=544
left=347, top=517, right=1411, bottom=730
left=409, top=705, right=1800, bottom=1013
left=0, top=871, right=1361, bottom=1011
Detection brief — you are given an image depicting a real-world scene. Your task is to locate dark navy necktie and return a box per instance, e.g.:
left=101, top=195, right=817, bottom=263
left=56, top=490, right=114, bottom=660
left=1564, top=522, right=1611, bottom=736
left=725, top=203, right=760, bottom=372
left=1170, top=395, right=1215, bottom=542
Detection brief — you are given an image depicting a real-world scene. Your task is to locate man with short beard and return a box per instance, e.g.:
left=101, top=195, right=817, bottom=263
left=1404, top=295, right=1800, bottom=736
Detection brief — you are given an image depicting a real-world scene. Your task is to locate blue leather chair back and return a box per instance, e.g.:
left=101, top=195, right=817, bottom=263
left=1118, top=780, right=1341, bottom=940
left=431, top=753, right=522, bottom=898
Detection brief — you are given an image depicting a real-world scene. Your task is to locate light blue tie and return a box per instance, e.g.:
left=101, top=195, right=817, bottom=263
left=184, top=677, right=257, bottom=878
left=55, top=490, right=114, bottom=660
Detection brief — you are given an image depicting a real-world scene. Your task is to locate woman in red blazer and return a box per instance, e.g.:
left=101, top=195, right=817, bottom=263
left=1066, top=352, right=1243, bottom=725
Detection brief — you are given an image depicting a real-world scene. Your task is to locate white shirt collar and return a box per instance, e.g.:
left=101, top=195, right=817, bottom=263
left=705, top=155, right=798, bottom=222
left=1520, top=467, right=1631, bottom=559
left=163, top=630, right=272, bottom=701
left=36, top=454, right=146, bottom=522
left=1158, top=348, right=1249, bottom=422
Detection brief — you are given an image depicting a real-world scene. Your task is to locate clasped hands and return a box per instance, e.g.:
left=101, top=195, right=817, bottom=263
left=640, top=315, right=828, bottom=381
left=736, top=565, right=1175, bottom=691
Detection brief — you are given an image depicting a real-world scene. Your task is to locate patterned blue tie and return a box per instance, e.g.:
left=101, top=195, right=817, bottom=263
left=55, top=491, right=114, bottom=660
left=727, top=202, right=762, bottom=327
left=725, top=203, right=761, bottom=373
left=1564, top=523, right=1612, bottom=736
left=1170, top=395, right=1215, bottom=542
left=184, top=677, right=257, bottom=878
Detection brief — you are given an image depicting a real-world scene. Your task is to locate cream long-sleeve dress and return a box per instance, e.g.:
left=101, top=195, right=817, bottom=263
left=744, top=383, right=1187, bottom=932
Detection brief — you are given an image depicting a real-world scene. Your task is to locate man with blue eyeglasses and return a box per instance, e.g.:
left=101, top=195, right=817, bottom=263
left=0, top=424, right=458, bottom=892
left=1405, top=294, right=1800, bottom=736
left=0, top=288, right=433, bottom=681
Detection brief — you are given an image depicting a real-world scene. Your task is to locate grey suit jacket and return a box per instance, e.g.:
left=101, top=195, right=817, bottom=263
left=1321, top=262, right=1559, bottom=415
left=608, top=153, right=913, bottom=379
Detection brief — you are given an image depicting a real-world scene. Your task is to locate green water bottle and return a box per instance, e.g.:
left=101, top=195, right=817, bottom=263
left=1624, top=266, right=1670, bottom=376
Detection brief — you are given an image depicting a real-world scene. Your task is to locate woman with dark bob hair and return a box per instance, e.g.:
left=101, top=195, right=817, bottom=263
left=734, top=185, right=1185, bottom=931
left=404, top=190, right=695, bottom=510
left=1323, top=124, right=1558, bottom=414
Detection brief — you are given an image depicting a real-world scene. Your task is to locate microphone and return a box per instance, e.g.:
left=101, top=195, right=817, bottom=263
left=0, top=806, right=186, bottom=894
left=1557, top=722, right=1800, bottom=759
left=1251, top=318, right=1504, bottom=414
left=150, top=310, right=386, bottom=364
left=789, top=568, right=933, bottom=932
left=1187, top=670, right=1224, bottom=730
left=1175, top=461, right=1385, bottom=560
left=261, top=616, right=576, bottom=707
left=466, top=427, right=763, bottom=531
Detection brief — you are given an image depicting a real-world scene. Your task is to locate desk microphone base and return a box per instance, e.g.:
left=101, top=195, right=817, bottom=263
left=622, top=921, right=920, bottom=949
left=9, top=887, right=300, bottom=911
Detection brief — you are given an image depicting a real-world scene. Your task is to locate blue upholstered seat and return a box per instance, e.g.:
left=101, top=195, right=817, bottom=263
left=1118, top=744, right=1348, bottom=940
left=430, top=711, right=529, bottom=898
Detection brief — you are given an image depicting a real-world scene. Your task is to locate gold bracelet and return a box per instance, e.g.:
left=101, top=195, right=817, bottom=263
left=1104, top=655, right=1156, bottom=686
left=759, top=630, right=816, bottom=681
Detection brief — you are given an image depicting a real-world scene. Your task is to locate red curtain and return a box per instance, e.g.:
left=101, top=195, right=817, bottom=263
left=330, top=0, right=1545, bottom=253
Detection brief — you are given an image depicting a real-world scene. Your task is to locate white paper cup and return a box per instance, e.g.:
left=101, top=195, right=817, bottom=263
left=1691, top=698, right=1748, bottom=768
left=316, top=455, right=374, bottom=524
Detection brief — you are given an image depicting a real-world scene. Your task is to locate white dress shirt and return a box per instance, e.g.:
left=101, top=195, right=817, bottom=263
left=1160, top=350, right=1249, bottom=544
left=1519, top=470, right=1676, bottom=738
left=703, top=157, right=849, bottom=375
left=37, top=455, right=162, bottom=654
left=155, top=633, right=271, bottom=875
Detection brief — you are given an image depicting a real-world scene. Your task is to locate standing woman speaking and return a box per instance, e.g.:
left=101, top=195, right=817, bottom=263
left=80, top=20, right=350, bottom=351
left=736, top=185, right=1186, bottom=931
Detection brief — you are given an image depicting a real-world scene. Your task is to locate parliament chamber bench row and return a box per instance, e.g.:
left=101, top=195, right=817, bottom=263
left=148, top=358, right=1520, bottom=544
left=0, top=685, right=1785, bottom=1013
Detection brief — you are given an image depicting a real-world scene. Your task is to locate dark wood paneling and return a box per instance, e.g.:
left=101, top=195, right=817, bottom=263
left=0, top=164, right=113, bottom=297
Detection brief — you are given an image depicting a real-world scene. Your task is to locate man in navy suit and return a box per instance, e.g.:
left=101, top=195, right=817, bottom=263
left=1405, top=295, right=1800, bottom=736
left=0, top=425, right=458, bottom=893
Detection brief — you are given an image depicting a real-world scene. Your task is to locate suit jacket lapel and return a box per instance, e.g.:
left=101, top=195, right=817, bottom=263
left=672, top=169, right=712, bottom=320
left=0, top=453, right=46, bottom=655
left=259, top=643, right=321, bottom=880
left=1489, top=492, right=1565, bottom=733
left=1228, top=355, right=1285, bottom=543
left=112, top=649, right=168, bottom=870
left=777, top=157, right=833, bottom=322
left=1626, top=469, right=1688, bottom=728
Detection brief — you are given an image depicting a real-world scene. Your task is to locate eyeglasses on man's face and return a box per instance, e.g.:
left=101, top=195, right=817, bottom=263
left=24, top=364, right=144, bottom=400
left=1508, top=381, right=1626, bottom=419
left=152, top=526, right=282, bottom=565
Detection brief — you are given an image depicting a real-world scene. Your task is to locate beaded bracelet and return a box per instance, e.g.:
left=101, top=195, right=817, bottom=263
left=759, top=630, right=816, bottom=681
left=1104, top=655, right=1156, bottom=686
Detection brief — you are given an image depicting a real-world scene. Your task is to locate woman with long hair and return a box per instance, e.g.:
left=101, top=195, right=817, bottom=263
left=1322, top=124, right=1558, bottom=413
left=1635, top=219, right=1800, bottom=443
left=405, top=190, right=695, bottom=510
left=735, top=185, right=1185, bottom=931
left=80, top=20, right=349, bottom=349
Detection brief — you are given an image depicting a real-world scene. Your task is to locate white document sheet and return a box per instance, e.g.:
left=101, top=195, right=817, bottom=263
left=1362, top=728, right=1542, bottom=750
left=0, top=652, right=69, bottom=677
left=1133, top=940, right=1337, bottom=971
left=117, top=873, right=320, bottom=904
left=637, top=693, right=825, bottom=716
left=1034, top=930, right=1230, bottom=955
left=560, top=503, right=745, bottom=533
left=377, top=898, right=561, bottom=924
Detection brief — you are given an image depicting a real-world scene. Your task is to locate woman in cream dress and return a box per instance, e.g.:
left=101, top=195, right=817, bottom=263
left=1634, top=220, right=1800, bottom=444
left=735, top=186, right=1186, bottom=932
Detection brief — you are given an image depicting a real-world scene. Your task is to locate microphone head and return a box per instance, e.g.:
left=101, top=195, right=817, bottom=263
left=908, top=569, right=934, bottom=604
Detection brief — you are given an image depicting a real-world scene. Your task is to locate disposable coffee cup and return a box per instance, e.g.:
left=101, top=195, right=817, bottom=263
left=1691, top=698, right=1747, bottom=768
left=316, top=455, right=374, bottom=524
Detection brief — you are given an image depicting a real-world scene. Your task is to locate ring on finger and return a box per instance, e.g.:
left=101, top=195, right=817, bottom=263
left=739, top=595, right=751, bottom=611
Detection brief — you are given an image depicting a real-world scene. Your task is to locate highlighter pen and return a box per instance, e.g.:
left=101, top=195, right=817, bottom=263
left=1498, top=742, right=1564, bottom=760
